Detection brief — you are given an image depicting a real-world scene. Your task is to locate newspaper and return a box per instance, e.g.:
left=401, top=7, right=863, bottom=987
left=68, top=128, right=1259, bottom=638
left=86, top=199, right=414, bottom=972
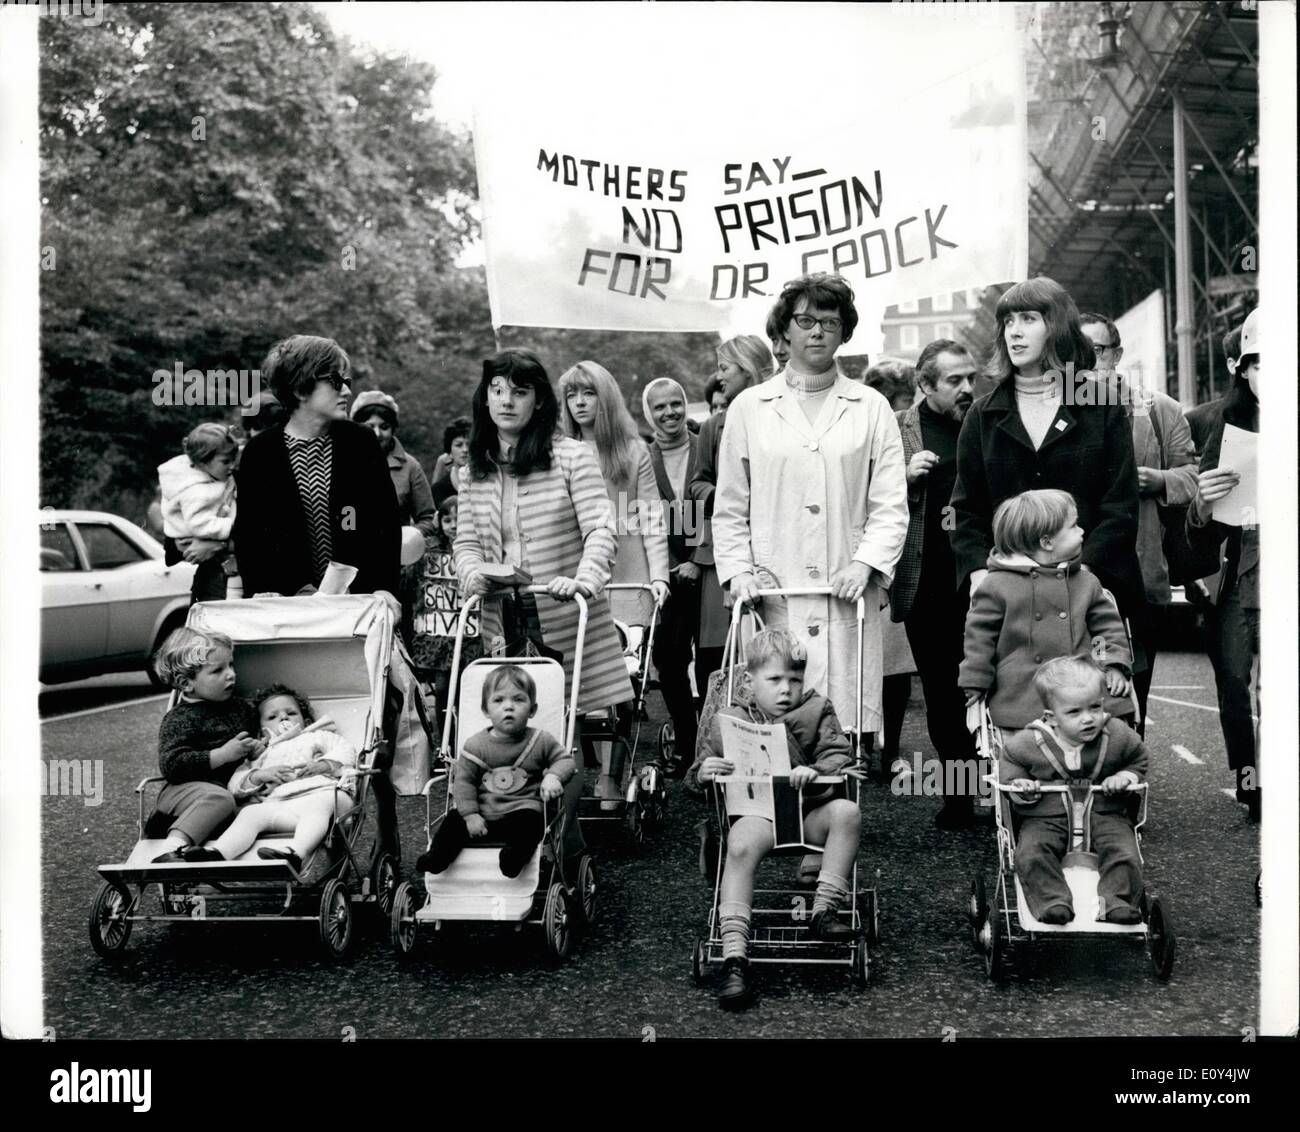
left=719, top=714, right=791, bottom=821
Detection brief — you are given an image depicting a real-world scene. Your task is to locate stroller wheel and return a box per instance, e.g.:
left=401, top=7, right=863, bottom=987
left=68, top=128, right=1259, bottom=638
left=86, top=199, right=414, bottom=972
left=850, top=940, right=870, bottom=988
left=863, top=889, right=881, bottom=947
left=983, top=905, right=1005, bottom=982
left=969, top=876, right=988, bottom=950
left=657, top=721, right=676, bottom=768
left=1146, top=894, right=1176, bottom=981
left=89, top=882, right=134, bottom=959
left=572, top=853, right=598, bottom=929
left=691, top=937, right=707, bottom=986
left=318, top=879, right=354, bottom=962
left=543, top=881, right=573, bottom=961
left=371, top=851, right=400, bottom=921
left=625, top=803, right=646, bottom=848
left=390, top=881, right=418, bottom=958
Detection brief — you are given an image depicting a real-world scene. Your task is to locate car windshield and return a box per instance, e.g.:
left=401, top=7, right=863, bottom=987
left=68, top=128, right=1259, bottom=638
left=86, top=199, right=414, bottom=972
left=77, top=523, right=147, bottom=570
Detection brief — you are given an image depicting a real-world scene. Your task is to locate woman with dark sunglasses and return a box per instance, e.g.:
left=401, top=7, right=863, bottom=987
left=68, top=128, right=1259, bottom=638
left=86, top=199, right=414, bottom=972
left=232, top=334, right=400, bottom=601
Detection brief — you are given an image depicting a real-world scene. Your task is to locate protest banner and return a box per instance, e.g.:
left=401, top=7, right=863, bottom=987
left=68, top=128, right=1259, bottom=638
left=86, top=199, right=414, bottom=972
left=472, top=4, right=1027, bottom=336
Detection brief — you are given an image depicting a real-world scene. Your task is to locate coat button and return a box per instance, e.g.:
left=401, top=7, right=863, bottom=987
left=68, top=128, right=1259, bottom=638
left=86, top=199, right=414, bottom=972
left=808, top=440, right=819, bottom=451
left=1058, top=611, right=1067, bottom=619
left=808, top=567, right=820, bottom=578
left=807, top=504, right=820, bottom=514
left=808, top=625, right=820, bottom=636
left=1034, top=655, right=1042, bottom=663
left=1034, top=613, right=1042, bottom=620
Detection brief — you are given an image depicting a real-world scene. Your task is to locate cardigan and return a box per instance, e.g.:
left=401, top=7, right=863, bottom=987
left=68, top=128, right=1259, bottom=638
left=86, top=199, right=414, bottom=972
left=233, top=420, right=400, bottom=598
left=649, top=432, right=704, bottom=568
left=454, top=437, right=633, bottom=714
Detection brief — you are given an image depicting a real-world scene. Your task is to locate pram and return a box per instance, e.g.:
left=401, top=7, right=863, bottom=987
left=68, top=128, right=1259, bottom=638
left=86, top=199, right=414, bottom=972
left=390, top=586, right=597, bottom=962
left=89, top=594, right=435, bottom=963
left=692, top=586, right=879, bottom=990
left=967, top=703, right=1176, bottom=981
left=580, top=582, right=671, bottom=845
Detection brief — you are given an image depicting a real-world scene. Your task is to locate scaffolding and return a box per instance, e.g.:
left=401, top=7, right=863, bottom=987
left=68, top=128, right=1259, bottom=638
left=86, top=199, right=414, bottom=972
left=1026, top=1, right=1258, bottom=405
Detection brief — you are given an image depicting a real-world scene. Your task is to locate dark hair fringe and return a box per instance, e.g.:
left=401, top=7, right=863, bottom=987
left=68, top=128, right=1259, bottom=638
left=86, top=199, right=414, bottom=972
left=442, top=416, right=472, bottom=454
left=987, top=278, right=1096, bottom=382
left=468, top=350, right=559, bottom=479
left=770, top=272, right=860, bottom=343
left=261, top=335, right=351, bottom=410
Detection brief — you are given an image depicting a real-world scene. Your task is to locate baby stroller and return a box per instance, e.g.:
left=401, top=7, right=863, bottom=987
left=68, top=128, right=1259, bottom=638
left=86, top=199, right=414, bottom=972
left=390, top=586, right=597, bottom=962
left=692, top=586, right=879, bottom=990
left=967, top=703, right=1176, bottom=982
left=90, top=594, right=435, bottom=963
left=580, top=582, right=671, bottom=846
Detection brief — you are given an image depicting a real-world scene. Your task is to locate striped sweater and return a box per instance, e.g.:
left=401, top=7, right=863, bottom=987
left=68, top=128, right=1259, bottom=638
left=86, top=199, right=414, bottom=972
left=454, top=437, right=633, bottom=714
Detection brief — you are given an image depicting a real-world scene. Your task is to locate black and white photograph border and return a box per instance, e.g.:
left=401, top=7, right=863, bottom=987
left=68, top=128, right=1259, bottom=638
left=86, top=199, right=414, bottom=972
left=1, top=0, right=1296, bottom=1066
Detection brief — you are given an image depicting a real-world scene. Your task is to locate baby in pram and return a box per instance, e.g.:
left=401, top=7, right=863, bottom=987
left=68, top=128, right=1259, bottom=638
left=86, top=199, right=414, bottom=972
left=689, top=628, right=861, bottom=1010
left=180, top=684, right=358, bottom=872
left=1000, top=657, right=1148, bottom=924
left=417, top=664, right=574, bottom=878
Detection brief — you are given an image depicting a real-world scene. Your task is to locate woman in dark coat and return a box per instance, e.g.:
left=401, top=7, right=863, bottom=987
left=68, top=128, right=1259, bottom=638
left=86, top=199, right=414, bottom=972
left=233, top=335, right=400, bottom=599
left=949, top=278, right=1145, bottom=670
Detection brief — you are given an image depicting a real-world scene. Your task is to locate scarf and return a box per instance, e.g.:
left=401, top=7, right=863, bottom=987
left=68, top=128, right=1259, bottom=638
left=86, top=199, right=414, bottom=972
left=641, top=378, right=690, bottom=448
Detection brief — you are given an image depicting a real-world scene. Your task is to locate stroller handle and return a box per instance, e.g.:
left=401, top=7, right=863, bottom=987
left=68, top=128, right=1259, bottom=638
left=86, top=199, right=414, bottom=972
left=442, top=587, right=589, bottom=762
left=989, top=779, right=1147, bottom=794
left=725, top=585, right=867, bottom=741
left=716, top=773, right=846, bottom=785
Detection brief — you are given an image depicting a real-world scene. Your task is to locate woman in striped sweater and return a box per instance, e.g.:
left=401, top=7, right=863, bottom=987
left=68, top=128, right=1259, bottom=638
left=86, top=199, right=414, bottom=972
left=455, top=350, right=635, bottom=832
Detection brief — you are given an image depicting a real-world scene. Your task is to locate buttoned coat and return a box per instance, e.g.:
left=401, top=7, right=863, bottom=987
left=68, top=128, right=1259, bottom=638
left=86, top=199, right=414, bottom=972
left=453, top=437, right=633, bottom=714
left=711, top=375, right=908, bottom=733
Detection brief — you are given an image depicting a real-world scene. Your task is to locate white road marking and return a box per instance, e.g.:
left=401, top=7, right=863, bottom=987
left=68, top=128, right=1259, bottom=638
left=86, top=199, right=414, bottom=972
left=41, top=694, right=168, bottom=723
left=1171, top=744, right=1203, bottom=765
left=1148, top=693, right=1258, bottom=723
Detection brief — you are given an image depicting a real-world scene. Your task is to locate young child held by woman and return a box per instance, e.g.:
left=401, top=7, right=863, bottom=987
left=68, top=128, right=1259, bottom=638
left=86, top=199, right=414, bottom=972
left=999, top=656, right=1148, bottom=924
left=689, top=628, right=860, bottom=1011
left=416, top=665, right=574, bottom=878
left=151, top=628, right=263, bottom=862
left=158, top=423, right=240, bottom=603
left=959, top=488, right=1134, bottom=729
left=179, top=684, right=358, bottom=871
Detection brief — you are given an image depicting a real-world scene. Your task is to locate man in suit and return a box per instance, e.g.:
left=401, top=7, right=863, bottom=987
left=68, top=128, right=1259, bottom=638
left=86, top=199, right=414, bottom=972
left=892, top=339, right=980, bottom=829
left=643, top=377, right=705, bottom=773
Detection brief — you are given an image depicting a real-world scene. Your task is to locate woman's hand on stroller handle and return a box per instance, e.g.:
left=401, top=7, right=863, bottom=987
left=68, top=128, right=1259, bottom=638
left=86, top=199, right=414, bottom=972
left=547, top=575, right=592, bottom=602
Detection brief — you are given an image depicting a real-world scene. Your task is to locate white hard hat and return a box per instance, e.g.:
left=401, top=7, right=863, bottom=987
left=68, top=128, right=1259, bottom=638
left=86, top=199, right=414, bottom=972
left=1239, top=308, right=1259, bottom=358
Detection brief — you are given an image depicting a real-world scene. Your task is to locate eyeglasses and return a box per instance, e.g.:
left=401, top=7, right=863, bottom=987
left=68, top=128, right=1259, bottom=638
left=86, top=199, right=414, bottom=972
left=315, top=372, right=349, bottom=391
left=791, top=314, right=843, bottom=334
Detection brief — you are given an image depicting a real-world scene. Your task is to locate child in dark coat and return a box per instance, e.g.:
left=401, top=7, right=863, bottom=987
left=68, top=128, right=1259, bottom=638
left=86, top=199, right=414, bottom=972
left=149, top=628, right=264, bottom=862
left=1000, top=656, right=1148, bottom=924
left=960, top=488, right=1134, bottom=729
left=688, top=628, right=859, bottom=1011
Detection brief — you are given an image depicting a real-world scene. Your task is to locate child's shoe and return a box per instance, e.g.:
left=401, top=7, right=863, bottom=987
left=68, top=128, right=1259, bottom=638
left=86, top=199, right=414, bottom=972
left=498, top=844, right=532, bottom=879
left=595, top=774, right=621, bottom=812
left=1038, top=903, right=1073, bottom=924
left=257, top=846, right=301, bottom=871
left=179, top=846, right=224, bottom=863
left=808, top=908, right=855, bottom=941
left=1103, top=904, right=1142, bottom=925
left=717, top=958, right=754, bottom=1011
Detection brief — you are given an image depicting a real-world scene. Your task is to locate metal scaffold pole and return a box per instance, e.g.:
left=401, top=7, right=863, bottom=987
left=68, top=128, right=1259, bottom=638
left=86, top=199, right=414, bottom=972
left=1172, top=91, right=1196, bottom=408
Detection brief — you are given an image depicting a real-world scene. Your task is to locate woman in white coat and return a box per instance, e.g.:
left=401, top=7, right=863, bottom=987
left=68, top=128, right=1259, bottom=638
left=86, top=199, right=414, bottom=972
left=712, top=273, right=909, bottom=737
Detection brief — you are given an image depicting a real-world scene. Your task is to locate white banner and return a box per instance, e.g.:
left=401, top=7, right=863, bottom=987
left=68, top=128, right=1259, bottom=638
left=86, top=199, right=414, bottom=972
left=472, top=3, right=1027, bottom=336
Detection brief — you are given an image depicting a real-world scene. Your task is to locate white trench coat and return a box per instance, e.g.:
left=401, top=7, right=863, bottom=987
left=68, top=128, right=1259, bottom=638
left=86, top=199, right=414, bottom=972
left=712, top=374, right=909, bottom=734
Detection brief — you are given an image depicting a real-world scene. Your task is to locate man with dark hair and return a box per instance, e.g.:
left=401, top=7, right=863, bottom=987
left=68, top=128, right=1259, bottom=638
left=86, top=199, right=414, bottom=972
left=1186, top=327, right=1240, bottom=456
left=892, top=339, right=980, bottom=828
left=1079, top=312, right=1198, bottom=734
left=765, top=305, right=790, bottom=372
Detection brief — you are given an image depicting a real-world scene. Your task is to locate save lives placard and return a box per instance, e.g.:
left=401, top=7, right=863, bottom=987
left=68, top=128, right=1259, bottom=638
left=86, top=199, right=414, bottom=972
left=472, top=4, right=1027, bottom=334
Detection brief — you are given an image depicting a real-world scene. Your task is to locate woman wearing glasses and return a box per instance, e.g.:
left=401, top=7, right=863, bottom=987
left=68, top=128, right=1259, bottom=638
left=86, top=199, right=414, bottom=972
left=712, top=272, right=909, bottom=741
left=232, top=334, right=400, bottom=600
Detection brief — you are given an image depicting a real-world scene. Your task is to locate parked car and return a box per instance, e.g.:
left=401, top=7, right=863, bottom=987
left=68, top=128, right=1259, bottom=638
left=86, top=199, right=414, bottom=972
left=39, top=510, right=197, bottom=687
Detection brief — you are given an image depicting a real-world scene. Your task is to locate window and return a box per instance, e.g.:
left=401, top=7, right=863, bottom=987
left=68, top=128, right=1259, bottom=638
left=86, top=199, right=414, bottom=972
left=77, top=523, right=147, bottom=570
left=897, top=298, right=919, bottom=314
left=40, top=523, right=81, bottom=572
left=932, top=292, right=953, bottom=312
left=900, top=325, right=920, bottom=351
left=934, top=323, right=954, bottom=341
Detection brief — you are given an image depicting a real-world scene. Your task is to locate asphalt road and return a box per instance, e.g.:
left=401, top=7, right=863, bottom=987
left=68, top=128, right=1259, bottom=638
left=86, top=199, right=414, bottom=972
left=38, top=649, right=1260, bottom=1040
